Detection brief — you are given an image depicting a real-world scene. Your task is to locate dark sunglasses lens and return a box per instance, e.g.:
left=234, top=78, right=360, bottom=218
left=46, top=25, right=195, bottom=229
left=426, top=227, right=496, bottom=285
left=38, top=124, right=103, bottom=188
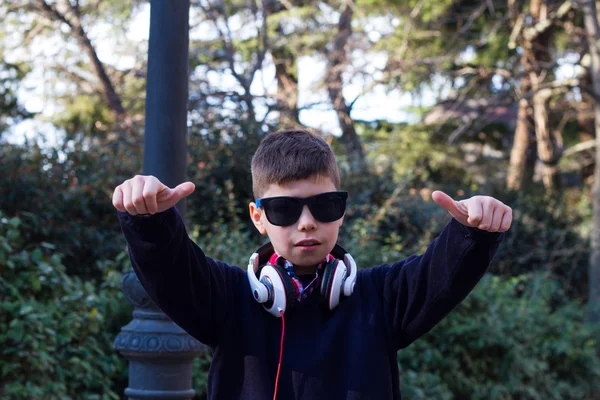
left=264, top=198, right=302, bottom=226
left=309, top=192, right=347, bottom=222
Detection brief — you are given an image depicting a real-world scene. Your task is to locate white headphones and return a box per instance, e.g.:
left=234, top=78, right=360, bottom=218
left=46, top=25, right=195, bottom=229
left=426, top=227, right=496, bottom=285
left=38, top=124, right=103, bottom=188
left=247, top=242, right=357, bottom=317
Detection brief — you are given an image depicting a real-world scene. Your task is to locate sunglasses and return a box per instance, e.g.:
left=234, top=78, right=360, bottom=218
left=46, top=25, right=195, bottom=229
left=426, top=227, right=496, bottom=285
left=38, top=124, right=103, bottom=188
left=255, top=191, right=348, bottom=227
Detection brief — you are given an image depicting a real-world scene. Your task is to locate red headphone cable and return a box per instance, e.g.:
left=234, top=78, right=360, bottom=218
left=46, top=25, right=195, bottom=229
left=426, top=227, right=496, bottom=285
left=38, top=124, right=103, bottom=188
left=273, top=309, right=285, bottom=400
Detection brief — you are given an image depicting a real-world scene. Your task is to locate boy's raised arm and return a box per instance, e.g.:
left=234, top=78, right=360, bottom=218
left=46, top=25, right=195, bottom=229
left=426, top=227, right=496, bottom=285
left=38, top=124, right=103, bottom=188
left=379, top=191, right=511, bottom=349
left=113, top=175, right=242, bottom=348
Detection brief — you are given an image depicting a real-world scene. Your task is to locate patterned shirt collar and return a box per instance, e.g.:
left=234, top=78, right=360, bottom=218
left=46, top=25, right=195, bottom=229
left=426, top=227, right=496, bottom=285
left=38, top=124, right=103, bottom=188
left=267, top=252, right=334, bottom=302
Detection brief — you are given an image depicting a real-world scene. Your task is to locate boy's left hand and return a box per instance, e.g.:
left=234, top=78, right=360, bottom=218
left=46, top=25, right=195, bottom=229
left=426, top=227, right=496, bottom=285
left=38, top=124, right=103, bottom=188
left=432, top=190, right=512, bottom=232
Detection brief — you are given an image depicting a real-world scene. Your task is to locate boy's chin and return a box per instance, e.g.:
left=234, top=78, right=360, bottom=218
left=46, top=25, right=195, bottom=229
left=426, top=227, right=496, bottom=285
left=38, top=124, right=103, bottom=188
left=287, top=252, right=328, bottom=269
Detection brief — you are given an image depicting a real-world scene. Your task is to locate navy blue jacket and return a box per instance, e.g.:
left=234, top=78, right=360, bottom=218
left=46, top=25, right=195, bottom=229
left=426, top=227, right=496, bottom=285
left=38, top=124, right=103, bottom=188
left=118, top=207, right=503, bottom=399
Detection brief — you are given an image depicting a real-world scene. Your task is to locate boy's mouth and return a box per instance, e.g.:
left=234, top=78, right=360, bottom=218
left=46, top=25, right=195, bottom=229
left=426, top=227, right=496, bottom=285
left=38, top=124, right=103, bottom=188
left=295, top=239, right=321, bottom=248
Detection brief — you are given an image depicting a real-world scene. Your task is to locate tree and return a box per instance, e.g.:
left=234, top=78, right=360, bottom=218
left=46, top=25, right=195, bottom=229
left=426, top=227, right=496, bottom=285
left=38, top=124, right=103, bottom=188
left=0, top=59, right=31, bottom=135
left=325, top=1, right=367, bottom=172
left=268, top=1, right=302, bottom=128
left=193, top=0, right=270, bottom=125
left=579, top=0, right=600, bottom=326
left=506, top=0, right=537, bottom=190
left=1, top=0, right=146, bottom=138
left=529, top=1, right=574, bottom=193
left=506, top=1, right=579, bottom=192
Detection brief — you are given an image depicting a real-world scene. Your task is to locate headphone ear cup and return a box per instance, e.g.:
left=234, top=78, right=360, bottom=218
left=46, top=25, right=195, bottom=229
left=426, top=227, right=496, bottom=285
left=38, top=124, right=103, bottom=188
left=320, top=260, right=335, bottom=300
left=321, top=259, right=345, bottom=310
left=274, top=265, right=298, bottom=313
left=259, top=264, right=296, bottom=317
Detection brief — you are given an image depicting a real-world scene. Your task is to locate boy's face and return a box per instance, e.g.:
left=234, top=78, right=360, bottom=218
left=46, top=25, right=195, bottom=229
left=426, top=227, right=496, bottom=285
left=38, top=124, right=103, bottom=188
left=249, top=175, right=344, bottom=272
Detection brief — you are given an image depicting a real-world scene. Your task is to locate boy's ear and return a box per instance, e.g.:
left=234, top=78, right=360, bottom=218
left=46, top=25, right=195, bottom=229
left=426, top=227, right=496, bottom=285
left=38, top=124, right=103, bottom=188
left=249, top=202, right=267, bottom=234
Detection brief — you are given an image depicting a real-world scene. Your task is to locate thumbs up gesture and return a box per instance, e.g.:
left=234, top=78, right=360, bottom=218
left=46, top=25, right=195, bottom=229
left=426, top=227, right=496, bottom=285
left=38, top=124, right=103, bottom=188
left=112, top=175, right=195, bottom=216
left=432, top=190, right=512, bottom=232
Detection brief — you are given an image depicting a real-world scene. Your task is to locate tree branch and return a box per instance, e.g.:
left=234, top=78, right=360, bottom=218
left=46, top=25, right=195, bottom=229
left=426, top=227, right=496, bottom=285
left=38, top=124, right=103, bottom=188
left=199, top=0, right=249, bottom=90
left=524, top=78, right=580, bottom=99
left=324, top=0, right=366, bottom=168
left=247, top=0, right=269, bottom=88
left=70, top=0, right=83, bottom=19
left=397, top=0, right=425, bottom=57
left=563, top=139, right=596, bottom=157
left=39, top=0, right=72, bottom=28
left=453, top=65, right=512, bottom=79
left=523, top=1, right=574, bottom=42
left=508, top=13, right=525, bottom=49
left=37, top=0, right=125, bottom=117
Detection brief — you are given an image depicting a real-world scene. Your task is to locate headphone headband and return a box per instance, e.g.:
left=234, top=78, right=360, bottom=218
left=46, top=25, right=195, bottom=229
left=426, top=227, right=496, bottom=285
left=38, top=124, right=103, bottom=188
left=247, top=242, right=357, bottom=316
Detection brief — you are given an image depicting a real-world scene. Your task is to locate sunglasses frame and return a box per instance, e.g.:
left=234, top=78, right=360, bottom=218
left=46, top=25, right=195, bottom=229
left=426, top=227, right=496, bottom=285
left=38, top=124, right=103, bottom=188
left=255, top=191, right=348, bottom=227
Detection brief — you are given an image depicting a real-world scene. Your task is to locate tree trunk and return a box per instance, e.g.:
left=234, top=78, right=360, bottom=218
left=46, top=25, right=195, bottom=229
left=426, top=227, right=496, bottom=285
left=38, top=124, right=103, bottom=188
left=506, top=0, right=539, bottom=191
left=580, top=0, right=600, bottom=326
left=325, top=3, right=366, bottom=171
left=38, top=0, right=126, bottom=120
left=507, top=79, right=537, bottom=190
left=531, top=86, right=561, bottom=192
left=576, top=66, right=596, bottom=181
left=72, top=21, right=126, bottom=118
left=527, top=0, right=561, bottom=193
left=273, top=24, right=300, bottom=128
left=577, top=69, right=596, bottom=143
left=274, top=55, right=299, bottom=127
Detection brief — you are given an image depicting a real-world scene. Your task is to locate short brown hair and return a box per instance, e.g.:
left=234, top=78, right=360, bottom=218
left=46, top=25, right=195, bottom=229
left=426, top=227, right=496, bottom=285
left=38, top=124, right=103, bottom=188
left=251, top=129, right=341, bottom=198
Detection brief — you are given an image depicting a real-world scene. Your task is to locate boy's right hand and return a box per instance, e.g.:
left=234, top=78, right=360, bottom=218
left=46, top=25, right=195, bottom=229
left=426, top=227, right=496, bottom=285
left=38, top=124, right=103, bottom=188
left=112, top=175, right=195, bottom=216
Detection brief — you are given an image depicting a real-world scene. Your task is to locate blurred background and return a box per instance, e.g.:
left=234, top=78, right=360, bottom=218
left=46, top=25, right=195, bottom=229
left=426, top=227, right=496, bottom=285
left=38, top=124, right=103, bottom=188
left=1, top=0, right=600, bottom=399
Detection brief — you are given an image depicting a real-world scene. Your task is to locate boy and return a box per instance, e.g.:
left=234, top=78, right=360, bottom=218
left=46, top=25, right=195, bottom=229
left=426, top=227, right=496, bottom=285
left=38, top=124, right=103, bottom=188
left=113, top=129, right=511, bottom=399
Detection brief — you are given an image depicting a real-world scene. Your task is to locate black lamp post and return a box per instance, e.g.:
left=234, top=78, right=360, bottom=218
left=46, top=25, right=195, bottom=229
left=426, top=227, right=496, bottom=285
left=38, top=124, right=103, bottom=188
left=114, top=1, right=204, bottom=399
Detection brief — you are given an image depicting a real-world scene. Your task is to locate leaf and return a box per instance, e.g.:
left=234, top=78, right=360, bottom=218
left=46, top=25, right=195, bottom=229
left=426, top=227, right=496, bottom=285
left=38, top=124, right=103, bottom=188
left=19, top=304, right=34, bottom=315
left=8, top=217, right=20, bottom=228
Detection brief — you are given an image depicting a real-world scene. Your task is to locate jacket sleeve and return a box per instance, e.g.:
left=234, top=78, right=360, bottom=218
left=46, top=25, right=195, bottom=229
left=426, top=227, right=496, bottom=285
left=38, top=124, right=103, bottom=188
left=117, top=206, right=244, bottom=348
left=377, top=218, right=503, bottom=349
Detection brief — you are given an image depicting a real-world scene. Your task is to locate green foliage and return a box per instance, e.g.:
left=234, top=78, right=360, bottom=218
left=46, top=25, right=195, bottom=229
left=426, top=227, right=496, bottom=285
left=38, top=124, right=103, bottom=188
left=191, top=211, right=258, bottom=266
left=0, top=211, right=130, bottom=399
left=418, top=0, right=455, bottom=22
left=492, top=189, right=591, bottom=299
left=192, top=350, right=213, bottom=398
left=400, top=274, right=600, bottom=400
left=356, top=120, right=470, bottom=185
left=0, top=141, right=138, bottom=282
left=186, top=118, right=265, bottom=232
left=266, top=6, right=330, bottom=56
left=0, top=59, right=31, bottom=133
left=474, top=32, right=513, bottom=68
left=1, top=0, right=148, bottom=140
left=54, top=94, right=116, bottom=138
left=94, top=0, right=145, bottom=27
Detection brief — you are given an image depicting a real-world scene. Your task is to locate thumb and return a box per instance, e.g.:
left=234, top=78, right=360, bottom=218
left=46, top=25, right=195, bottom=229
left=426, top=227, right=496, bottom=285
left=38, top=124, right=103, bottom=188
left=172, top=181, right=195, bottom=199
left=432, top=190, right=467, bottom=221
left=157, top=181, right=196, bottom=208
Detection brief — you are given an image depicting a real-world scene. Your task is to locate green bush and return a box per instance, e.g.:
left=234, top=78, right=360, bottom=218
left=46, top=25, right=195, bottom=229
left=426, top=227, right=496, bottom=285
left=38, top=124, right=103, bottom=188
left=490, top=189, right=591, bottom=299
left=0, top=141, right=137, bottom=282
left=399, top=274, right=600, bottom=400
left=0, top=212, right=130, bottom=399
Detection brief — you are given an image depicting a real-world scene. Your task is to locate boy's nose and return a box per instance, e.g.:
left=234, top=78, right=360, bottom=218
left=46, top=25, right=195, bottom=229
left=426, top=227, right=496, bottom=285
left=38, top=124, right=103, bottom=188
left=297, top=205, right=317, bottom=231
